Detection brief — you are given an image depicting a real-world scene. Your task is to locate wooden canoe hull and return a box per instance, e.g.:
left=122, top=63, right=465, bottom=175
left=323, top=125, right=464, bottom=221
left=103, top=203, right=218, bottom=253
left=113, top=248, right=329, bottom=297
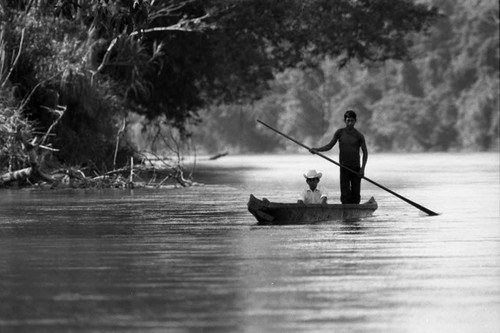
left=247, top=194, right=377, bottom=225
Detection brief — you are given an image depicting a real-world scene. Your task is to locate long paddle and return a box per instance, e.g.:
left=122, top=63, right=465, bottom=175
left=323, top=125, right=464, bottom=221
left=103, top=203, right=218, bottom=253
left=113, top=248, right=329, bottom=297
left=257, top=119, right=439, bottom=216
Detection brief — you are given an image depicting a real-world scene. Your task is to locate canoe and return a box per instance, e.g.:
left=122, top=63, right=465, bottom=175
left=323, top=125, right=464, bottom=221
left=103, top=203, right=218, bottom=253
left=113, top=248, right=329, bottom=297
left=247, top=194, right=377, bottom=225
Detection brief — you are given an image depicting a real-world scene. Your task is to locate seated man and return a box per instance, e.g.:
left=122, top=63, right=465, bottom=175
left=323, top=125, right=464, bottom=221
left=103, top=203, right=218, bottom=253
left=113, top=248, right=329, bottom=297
left=298, top=169, right=328, bottom=204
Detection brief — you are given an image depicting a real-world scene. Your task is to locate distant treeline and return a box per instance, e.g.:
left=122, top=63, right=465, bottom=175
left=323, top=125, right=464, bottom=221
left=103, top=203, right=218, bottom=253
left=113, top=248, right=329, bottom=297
left=193, top=0, right=499, bottom=153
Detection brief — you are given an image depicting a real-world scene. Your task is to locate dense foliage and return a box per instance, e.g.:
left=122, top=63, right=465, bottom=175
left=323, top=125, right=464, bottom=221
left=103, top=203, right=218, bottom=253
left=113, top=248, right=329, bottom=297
left=194, top=0, right=499, bottom=153
left=2, top=0, right=441, bottom=171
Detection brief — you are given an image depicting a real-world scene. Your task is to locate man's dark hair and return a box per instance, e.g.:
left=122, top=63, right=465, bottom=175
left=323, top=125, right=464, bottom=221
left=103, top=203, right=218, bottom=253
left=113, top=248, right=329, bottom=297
left=344, top=110, right=357, bottom=120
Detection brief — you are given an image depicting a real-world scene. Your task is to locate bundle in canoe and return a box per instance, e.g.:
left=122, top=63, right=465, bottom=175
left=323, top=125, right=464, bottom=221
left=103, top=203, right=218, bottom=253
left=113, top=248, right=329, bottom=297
left=248, top=194, right=377, bottom=225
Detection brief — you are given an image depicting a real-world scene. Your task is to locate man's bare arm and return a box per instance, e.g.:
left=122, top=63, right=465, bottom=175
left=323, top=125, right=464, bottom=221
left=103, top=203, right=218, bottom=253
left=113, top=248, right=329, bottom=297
left=311, top=134, right=338, bottom=153
left=360, top=141, right=368, bottom=176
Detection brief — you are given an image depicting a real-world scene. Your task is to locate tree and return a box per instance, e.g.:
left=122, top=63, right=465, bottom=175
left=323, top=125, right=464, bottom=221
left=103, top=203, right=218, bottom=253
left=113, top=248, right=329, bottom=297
left=1, top=0, right=441, bottom=168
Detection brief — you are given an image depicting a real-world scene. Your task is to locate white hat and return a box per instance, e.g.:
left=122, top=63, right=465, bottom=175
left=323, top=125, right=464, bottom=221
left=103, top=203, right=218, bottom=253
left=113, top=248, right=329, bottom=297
left=304, top=169, right=322, bottom=179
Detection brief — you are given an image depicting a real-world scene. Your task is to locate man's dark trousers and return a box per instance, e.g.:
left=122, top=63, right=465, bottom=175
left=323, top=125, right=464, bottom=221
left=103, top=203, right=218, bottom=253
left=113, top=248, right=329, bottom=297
left=340, top=166, right=361, bottom=204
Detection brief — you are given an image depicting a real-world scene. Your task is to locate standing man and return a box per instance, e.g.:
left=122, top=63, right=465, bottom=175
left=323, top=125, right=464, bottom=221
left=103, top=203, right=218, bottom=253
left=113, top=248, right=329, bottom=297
left=310, top=110, right=368, bottom=204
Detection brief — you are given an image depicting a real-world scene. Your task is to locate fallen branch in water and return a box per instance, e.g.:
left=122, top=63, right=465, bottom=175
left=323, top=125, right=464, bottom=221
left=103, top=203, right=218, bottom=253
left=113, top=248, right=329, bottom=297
left=40, top=160, right=200, bottom=190
left=209, top=152, right=229, bottom=160
left=0, top=108, right=200, bottom=189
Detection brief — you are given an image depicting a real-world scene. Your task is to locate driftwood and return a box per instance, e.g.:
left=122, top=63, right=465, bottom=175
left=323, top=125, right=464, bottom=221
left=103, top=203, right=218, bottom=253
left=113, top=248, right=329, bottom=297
left=0, top=167, right=53, bottom=184
left=0, top=156, right=200, bottom=189
left=209, top=152, right=229, bottom=160
left=0, top=128, right=56, bottom=186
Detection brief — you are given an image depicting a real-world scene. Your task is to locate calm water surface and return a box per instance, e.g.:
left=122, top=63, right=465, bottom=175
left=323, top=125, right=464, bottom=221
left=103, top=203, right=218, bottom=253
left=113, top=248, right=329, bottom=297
left=0, top=153, right=499, bottom=333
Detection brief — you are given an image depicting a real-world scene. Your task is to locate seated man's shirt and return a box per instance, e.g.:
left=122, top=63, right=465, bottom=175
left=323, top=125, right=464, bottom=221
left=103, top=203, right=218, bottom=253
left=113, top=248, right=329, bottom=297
left=299, top=186, right=327, bottom=204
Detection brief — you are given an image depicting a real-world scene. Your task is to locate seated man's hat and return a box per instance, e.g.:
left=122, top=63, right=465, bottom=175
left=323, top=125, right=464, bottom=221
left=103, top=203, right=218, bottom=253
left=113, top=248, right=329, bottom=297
left=304, top=169, right=322, bottom=179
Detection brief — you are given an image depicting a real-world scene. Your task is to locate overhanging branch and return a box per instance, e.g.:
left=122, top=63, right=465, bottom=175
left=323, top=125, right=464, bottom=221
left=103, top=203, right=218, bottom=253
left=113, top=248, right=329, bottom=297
left=96, top=13, right=211, bottom=74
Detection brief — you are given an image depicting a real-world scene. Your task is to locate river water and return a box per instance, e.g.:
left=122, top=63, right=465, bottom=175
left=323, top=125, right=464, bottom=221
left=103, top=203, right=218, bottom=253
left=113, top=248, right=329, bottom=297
left=0, top=153, right=499, bottom=333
